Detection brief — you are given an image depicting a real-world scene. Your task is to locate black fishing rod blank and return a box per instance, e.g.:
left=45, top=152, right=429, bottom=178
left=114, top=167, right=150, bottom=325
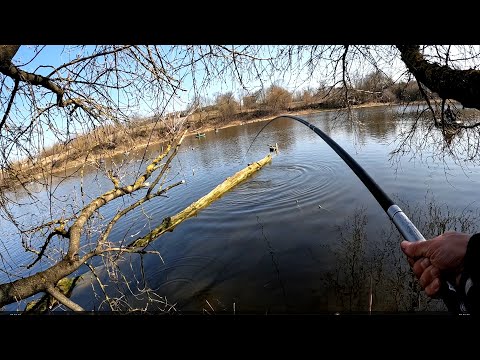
left=270, top=115, right=466, bottom=314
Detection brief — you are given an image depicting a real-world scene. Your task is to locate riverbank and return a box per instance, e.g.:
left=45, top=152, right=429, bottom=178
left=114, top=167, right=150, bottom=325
left=1, top=101, right=399, bottom=190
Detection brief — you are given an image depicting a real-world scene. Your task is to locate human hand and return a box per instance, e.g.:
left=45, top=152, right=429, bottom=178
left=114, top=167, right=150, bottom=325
left=400, top=231, right=471, bottom=297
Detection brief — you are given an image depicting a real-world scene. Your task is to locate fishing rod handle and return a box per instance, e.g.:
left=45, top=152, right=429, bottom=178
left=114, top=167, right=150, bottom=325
left=387, top=205, right=424, bottom=241
left=387, top=204, right=468, bottom=313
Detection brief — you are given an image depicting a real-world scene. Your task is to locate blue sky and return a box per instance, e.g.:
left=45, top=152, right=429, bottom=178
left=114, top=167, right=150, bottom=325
left=8, top=45, right=409, bottom=153
left=16, top=46, right=70, bottom=74
left=13, top=45, right=408, bottom=113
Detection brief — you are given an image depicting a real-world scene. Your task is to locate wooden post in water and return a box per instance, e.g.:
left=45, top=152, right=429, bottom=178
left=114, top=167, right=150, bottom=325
left=268, top=143, right=279, bottom=153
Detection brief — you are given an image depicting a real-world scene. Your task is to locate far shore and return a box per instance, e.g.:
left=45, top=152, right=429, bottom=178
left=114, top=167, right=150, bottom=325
left=3, top=101, right=414, bottom=187
left=195, top=101, right=396, bottom=136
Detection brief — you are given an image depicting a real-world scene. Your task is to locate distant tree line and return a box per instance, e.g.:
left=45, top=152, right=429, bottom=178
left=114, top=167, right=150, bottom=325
left=184, top=71, right=425, bottom=124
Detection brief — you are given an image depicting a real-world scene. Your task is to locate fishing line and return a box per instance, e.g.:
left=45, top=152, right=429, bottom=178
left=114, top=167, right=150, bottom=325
left=242, top=118, right=281, bottom=164
left=243, top=114, right=466, bottom=314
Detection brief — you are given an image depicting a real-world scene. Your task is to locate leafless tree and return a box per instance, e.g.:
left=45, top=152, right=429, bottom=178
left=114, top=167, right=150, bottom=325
left=264, top=85, right=292, bottom=111
left=215, top=91, right=239, bottom=121
left=2, top=45, right=480, bottom=312
left=242, top=90, right=263, bottom=110
left=0, top=45, right=281, bottom=311
left=294, top=45, right=480, bottom=165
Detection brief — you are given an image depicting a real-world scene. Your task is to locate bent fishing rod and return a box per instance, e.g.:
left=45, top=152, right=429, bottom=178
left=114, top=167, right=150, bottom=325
left=253, top=114, right=466, bottom=314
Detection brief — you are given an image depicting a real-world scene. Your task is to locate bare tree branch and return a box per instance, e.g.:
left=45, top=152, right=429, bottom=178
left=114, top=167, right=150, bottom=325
left=27, top=223, right=68, bottom=269
left=0, top=46, right=20, bottom=63
left=0, top=78, right=18, bottom=132
left=46, top=285, right=85, bottom=311
left=0, top=58, right=65, bottom=106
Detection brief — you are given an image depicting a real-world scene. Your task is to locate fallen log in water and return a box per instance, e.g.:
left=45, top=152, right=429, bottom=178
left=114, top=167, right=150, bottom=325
left=23, top=154, right=272, bottom=313
left=129, top=153, right=272, bottom=248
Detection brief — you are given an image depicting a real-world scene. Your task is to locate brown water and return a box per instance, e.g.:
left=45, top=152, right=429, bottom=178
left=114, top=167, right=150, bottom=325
left=2, top=105, right=480, bottom=313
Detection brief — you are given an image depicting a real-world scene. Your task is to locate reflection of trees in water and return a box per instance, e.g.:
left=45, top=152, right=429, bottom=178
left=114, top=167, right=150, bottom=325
left=311, top=106, right=399, bottom=146
left=188, top=119, right=302, bottom=171
left=266, top=118, right=298, bottom=152
left=325, top=209, right=370, bottom=311
left=357, top=106, right=398, bottom=141
left=390, top=104, right=479, bottom=168
left=324, top=196, right=480, bottom=312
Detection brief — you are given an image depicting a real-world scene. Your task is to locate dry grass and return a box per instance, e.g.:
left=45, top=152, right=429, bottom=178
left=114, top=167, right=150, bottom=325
left=1, top=119, right=171, bottom=189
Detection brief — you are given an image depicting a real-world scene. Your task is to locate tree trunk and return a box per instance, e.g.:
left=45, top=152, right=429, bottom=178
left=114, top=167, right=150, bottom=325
left=396, top=45, right=480, bottom=110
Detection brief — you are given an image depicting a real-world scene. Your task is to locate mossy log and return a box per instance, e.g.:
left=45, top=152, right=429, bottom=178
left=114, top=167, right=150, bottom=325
left=129, top=154, right=272, bottom=248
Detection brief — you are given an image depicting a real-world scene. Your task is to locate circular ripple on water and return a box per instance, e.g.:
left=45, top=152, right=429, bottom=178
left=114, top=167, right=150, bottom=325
left=202, top=159, right=346, bottom=218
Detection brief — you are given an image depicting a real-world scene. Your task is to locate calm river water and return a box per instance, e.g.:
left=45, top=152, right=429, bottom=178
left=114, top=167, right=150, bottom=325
left=2, top=105, right=480, bottom=313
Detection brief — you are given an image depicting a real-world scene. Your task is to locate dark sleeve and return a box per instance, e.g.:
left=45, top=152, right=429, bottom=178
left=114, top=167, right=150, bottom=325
left=458, top=233, right=480, bottom=314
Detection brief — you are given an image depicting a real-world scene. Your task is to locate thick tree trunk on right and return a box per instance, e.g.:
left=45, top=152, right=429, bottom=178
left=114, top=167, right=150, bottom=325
left=396, top=45, right=480, bottom=110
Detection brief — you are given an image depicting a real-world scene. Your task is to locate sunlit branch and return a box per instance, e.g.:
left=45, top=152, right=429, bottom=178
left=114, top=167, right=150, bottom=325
left=46, top=285, right=85, bottom=311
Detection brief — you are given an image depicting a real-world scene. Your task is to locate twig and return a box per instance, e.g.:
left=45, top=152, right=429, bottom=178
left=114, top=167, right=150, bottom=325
left=205, top=299, right=215, bottom=313
left=86, top=262, right=115, bottom=311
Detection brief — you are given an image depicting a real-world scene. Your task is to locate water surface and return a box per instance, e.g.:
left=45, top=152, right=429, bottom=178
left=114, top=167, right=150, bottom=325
left=2, top=105, right=480, bottom=313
